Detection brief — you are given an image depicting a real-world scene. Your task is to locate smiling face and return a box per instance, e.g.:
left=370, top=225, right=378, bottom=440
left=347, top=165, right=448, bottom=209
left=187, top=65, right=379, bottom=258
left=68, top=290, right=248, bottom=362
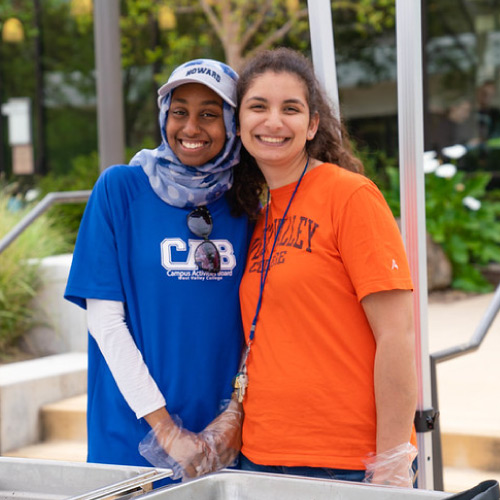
left=166, top=83, right=226, bottom=167
left=238, top=70, right=319, bottom=187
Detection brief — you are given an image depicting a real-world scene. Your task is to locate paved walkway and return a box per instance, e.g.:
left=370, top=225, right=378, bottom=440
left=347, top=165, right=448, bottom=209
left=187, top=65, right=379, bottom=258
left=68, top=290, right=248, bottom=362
left=427, top=289, right=500, bottom=492
left=428, top=290, right=500, bottom=437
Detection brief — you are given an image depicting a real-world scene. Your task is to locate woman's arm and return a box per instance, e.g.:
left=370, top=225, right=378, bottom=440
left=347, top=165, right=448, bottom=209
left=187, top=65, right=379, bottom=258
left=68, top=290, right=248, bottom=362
left=361, top=289, right=417, bottom=452
left=86, top=298, right=238, bottom=478
left=86, top=299, right=167, bottom=419
left=361, top=289, right=418, bottom=486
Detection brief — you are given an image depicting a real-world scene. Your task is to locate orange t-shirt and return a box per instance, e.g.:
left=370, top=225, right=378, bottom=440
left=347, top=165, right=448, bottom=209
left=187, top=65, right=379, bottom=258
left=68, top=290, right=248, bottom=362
left=239, top=163, right=414, bottom=470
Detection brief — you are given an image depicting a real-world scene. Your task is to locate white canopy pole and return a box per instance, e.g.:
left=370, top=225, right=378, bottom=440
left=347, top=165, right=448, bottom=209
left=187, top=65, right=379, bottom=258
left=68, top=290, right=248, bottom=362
left=307, top=0, right=340, bottom=120
left=395, top=0, right=434, bottom=490
left=308, top=0, right=434, bottom=489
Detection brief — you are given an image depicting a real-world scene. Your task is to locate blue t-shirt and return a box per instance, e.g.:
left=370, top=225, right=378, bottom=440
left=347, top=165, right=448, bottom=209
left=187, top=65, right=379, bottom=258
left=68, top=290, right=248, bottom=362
left=65, top=165, right=251, bottom=466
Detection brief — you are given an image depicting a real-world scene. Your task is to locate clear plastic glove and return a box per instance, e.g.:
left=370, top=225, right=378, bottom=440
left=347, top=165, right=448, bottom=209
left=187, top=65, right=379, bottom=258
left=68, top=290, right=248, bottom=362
left=139, top=414, right=213, bottom=480
left=138, top=398, right=243, bottom=481
left=363, top=442, right=417, bottom=488
left=201, top=396, right=243, bottom=470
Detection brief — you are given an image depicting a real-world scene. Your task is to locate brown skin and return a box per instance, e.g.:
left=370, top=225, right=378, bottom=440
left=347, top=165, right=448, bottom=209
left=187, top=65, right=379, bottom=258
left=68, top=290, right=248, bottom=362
left=142, top=83, right=238, bottom=479
left=166, top=83, right=226, bottom=167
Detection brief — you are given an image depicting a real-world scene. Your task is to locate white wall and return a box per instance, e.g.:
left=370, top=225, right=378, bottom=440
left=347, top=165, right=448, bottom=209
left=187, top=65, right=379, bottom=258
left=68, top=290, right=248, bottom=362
left=23, top=254, right=87, bottom=355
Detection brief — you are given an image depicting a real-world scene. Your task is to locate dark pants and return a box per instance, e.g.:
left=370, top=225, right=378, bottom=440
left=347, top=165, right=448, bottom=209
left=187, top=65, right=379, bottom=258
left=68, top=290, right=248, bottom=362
left=239, top=454, right=366, bottom=482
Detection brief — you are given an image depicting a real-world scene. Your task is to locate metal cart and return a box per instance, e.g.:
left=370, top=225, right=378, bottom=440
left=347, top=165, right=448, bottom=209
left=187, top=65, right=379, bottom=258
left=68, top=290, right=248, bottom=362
left=0, top=457, right=172, bottom=500
left=137, top=470, right=451, bottom=500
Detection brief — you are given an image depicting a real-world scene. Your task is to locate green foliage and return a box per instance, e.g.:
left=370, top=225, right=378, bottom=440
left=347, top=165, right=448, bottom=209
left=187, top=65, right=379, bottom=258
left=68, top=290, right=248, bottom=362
left=0, top=185, right=72, bottom=354
left=36, top=144, right=155, bottom=245
left=364, top=151, right=500, bottom=293
left=37, top=152, right=100, bottom=243
left=334, top=0, right=395, bottom=35
left=1, top=0, right=402, bottom=177
left=1, top=0, right=98, bottom=177
left=45, top=107, right=98, bottom=176
left=418, top=170, right=500, bottom=292
left=0, top=3, right=38, bottom=100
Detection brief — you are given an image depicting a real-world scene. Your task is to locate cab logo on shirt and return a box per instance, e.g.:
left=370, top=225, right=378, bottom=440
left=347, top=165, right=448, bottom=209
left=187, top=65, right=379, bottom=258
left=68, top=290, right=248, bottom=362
left=160, top=238, right=236, bottom=280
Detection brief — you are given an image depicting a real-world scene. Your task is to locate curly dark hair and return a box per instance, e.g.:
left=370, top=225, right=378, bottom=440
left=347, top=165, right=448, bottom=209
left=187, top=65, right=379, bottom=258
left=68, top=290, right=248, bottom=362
left=229, top=47, right=364, bottom=218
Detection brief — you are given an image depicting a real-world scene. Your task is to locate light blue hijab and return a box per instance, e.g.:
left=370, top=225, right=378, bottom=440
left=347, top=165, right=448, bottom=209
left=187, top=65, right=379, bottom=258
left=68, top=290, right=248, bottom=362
left=129, top=59, right=240, bottom=208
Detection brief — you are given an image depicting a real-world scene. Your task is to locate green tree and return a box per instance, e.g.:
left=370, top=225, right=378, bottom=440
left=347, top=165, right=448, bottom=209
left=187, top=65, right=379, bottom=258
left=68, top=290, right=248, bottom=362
left=115, top=0, right=398, bottom=146
left=1, top=0, right=97, bottom=175
left=2, top=0, right=399, bottom=174
left=0, top=2, right=38, bottom=99
left=147, top=0, right=396, bottom=71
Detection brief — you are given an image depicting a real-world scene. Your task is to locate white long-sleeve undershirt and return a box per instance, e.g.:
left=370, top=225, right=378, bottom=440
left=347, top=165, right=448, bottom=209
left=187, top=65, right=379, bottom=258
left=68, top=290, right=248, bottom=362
left=86, top=298, right=166, bottom=419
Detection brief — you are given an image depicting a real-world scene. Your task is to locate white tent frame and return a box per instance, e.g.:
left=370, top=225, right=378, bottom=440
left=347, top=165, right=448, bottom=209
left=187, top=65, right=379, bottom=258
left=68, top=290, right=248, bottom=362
left=94, top=0, right=434, bottom=489
left=307, top=0, right=434, bottom=489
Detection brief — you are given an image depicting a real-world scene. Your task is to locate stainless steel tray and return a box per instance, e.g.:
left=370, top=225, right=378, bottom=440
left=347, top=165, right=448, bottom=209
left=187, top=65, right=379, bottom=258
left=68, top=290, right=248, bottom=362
left=0, top=457, right=171, bottom=500
left=139, top=470, right=450, bottom=500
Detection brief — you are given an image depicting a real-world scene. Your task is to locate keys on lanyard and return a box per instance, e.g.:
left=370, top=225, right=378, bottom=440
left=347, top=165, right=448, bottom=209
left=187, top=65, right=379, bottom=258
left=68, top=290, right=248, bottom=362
left=233, top=367, right=248, bottom=403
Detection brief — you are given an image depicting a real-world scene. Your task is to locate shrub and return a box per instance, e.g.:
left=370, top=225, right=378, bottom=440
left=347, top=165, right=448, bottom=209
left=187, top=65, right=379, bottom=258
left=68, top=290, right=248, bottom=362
left=362, top=150, right=500, bottom=292
left=36, top=143, right=155, bottom=244
left=37, top=152, right=100, bottom=244
left=0, top=185, right=72, bottom=355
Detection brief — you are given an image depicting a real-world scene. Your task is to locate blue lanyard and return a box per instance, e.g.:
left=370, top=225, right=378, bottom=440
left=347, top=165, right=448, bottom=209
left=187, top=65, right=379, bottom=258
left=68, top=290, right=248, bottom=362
left=241, top=157, right=310, bottom=368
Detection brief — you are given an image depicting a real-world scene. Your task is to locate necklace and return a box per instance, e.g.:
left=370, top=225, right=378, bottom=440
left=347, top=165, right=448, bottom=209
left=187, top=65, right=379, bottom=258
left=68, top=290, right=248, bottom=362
left=233, top=157, right=310, bottom=402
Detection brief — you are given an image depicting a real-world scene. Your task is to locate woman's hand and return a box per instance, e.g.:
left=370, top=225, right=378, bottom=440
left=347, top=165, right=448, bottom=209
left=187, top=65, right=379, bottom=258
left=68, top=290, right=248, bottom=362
left=363, top=442, right=417, bottom=488
left=153, top=416, right=213, bottom=478
left=139, top=400, right=243, bottom=480
left=202, top=396, right=243, bottom=468
left=141, top=408, right=214, bottom=479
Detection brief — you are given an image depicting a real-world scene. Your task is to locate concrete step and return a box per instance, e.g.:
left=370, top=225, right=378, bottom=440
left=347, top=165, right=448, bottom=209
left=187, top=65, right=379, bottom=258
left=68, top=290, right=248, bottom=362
left=3, top=439, right=87, bottom=462
left=2, top=394, right=88, bottom=462
left=42, top=394, right=87, bottom=442
left=442, top=431, right=500, bottom=472
left=442, top=466, right=500, bottom=494
left=0, top=353, right=87, bottom=454
left=438, top=431, right=500, bottom=492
